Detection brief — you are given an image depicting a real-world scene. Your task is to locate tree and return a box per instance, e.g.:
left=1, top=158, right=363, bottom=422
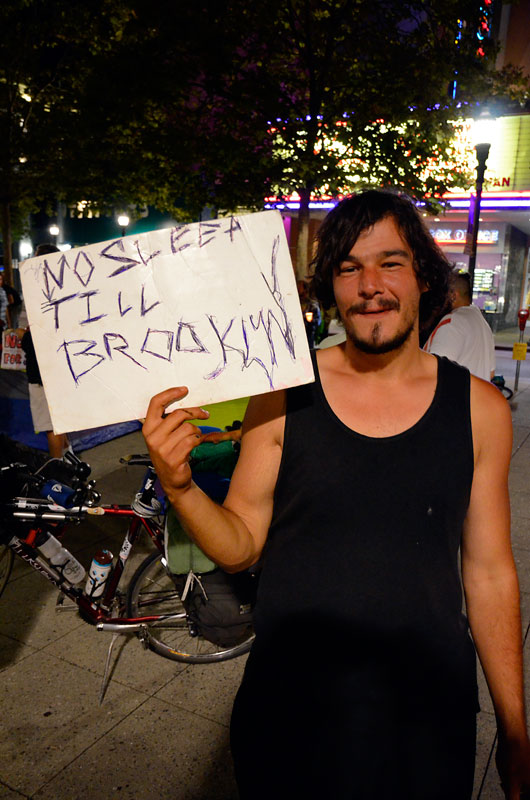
left=107, top=1, right=277, bottom=220
left=1, top=0, right=260, bottom=282
left=164, top=0, right=529, bottom=276
left=0, top=0, right=132, bottom=283
left=0, top=0, right=274, bottom=267
left=2, top=0, right=528, bottom=286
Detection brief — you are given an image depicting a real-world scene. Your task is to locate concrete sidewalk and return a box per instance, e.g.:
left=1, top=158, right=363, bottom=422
left=474, top=378, right=530, bottom=798
left=0, top=430, right=242, bottom=800
left=2, top=382, right=530, bottom=799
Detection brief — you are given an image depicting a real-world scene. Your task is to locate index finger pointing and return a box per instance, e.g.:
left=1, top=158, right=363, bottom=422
left=144, top=386, right=189, bottom=426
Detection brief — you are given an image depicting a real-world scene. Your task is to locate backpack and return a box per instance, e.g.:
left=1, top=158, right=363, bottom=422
left=165, top=507, right=256, bottom=647
left=175, top=568, right=256, bottom=647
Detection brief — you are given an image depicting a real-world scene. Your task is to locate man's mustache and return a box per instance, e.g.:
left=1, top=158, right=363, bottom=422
left=345, top=298, right=400, bottom=315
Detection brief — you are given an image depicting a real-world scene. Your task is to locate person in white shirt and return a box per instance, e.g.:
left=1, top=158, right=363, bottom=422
left=424, top=272, right=495, bottom=381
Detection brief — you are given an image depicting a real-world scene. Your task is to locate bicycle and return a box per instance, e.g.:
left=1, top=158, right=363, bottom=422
left=0, top=537, right=13, bottom=596
left=491, top=374, right=514, bottom=400
left=0, top=450, right=255, bottom=698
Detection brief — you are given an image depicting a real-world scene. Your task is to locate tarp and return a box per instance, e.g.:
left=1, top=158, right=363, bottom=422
left=0, top=369, right=140, bottom=452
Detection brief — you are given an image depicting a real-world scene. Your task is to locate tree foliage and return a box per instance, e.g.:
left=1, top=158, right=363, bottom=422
left=0, top=0, right=134, bottom=279
left=117, top=0, right=528, bottom=274
left=1, top=0, right=529, bottom=282
left=192, top=0, right=529, bottom=274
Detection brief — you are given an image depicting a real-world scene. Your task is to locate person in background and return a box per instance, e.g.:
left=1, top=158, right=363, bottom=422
left=424, top=271, right=496, bottom=381
left=316, top=313, right=346, bottom=349
left=0, top=272, right=11, bottom=331
left=297, top=279, right=322, bottom=348
left=21, top=244, right=70, bottom=458
left=0, top=273, right=22, bottom=330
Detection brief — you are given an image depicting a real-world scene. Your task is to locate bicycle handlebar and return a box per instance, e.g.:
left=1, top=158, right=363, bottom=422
left=1, top=451, right=164, bottom=527
left=6, top=497, right=105, bottom=522
left=0, top=453, right=102, bottom=521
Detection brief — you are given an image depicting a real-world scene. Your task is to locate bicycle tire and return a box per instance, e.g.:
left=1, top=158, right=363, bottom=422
left=126, top=551, right=254, bottom=663
left=0, top=544, right=14, bottom=598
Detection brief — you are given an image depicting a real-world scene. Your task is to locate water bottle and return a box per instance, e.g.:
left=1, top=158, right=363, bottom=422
left=36, top=531, right=86, bottom=584
left=40, top=480, right=77, bottom=508
left=131, top=467, right=162, bottom=517
left=85, top=549, right=114, bottom=598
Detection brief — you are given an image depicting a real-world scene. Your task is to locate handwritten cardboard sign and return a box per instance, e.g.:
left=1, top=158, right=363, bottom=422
left=20, top=211, right=314, bottom=433
left=1, top=330, right=26, bottom=371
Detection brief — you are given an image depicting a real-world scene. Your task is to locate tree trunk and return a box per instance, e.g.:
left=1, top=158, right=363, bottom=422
left=0, top=202, right=14, bottom=286
left=295, top=186, right=311, bottom=281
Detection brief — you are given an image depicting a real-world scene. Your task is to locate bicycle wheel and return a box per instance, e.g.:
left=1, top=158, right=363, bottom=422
left=0, top=544, right=14, bottom=598
left=126, top=551, right=254, bottom=663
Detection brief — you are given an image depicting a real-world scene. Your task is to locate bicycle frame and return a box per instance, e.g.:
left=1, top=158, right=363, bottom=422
left=2, top=453, right=254, bottom=685
left=6, top=501, right=170, bottom=632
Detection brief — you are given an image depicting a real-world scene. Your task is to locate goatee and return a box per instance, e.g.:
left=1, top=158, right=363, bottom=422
left=346, top=319, right=415, bottom=354
left=341, top=299, right=416, bottom=354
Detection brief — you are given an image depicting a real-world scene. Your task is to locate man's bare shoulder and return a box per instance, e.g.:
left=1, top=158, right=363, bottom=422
left=470, top=374, right=512, bottom=460
left=470, top=373, right=511, bottom=419
left=242, top=388, right=286, bottom=445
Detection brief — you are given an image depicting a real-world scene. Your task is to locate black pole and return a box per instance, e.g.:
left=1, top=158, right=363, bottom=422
left=466, top=142, right=490, bottom=292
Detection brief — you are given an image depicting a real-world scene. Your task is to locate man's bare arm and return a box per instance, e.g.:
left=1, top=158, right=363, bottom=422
left=143, top=387, right=284, bottom=572
left=462, top=378, right=530, bottom=797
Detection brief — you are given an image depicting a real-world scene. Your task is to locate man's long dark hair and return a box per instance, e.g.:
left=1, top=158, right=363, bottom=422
left=310, top=190, right=453, bottom=335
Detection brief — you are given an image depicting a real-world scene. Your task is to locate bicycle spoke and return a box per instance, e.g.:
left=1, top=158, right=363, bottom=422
left=135, top=589, right=181, bottom=608
left=127, top=552, right=254, bottom=662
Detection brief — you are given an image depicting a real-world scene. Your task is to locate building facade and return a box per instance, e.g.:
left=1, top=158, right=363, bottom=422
left=268, top=112, right=530, bottom=332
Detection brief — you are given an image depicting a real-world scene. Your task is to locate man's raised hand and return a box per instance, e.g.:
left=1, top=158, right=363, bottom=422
left=142, top=387, right=210, bottom=500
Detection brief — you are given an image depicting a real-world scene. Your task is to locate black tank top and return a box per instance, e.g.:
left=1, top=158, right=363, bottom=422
left=250, top=352, right=478, bottom=712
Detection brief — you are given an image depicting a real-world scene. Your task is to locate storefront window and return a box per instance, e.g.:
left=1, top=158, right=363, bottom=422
left=428, top=222, right=522, bottom=329
left=471, top=255, right=505, bottom=314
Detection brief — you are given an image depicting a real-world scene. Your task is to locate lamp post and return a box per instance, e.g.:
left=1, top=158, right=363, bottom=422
left=49, top=224, right=60, bottom=245
left=19, top=240, right=33, bottom=260
left=117, top=214, right=130, bottom=237
left=464, top=110, right=496, bottom=292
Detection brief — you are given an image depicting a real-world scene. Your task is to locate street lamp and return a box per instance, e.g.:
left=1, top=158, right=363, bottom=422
left=49, top=224, right=60, bottom=245
left=19, top=240, right=33, bottom=259
left=464, top=110, right=497, bottom=291
left=117, top=214, right=130, bottom=237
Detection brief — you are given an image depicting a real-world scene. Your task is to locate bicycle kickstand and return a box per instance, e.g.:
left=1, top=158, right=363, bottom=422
left=55, top=591, right=78, bottom=612
left=99, top=632, right=121, bottom=705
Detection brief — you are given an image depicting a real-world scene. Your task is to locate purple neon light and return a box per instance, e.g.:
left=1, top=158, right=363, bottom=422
left=448, top=199, right=530, bottom=209
left=264, top=201, right=337, bottom=210
left=265, top=193, right=530, bottom=211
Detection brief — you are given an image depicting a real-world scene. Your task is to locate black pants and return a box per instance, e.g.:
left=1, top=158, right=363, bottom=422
left=231, top=678, right=476, bottom=800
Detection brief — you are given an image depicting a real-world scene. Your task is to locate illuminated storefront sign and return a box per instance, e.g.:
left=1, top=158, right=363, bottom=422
left=430, top=228, right=499, bottom=245
left=264, top=114, right=530, bottom=209
left=442, top=192, right=530, bottom=209
left=265, top=190, right=530, bottom=212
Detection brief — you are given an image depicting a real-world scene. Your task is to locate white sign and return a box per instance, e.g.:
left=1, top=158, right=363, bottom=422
left=429, top=228, right=500, bottom=245
left=1, top=330, right=26, bottom=371
left=20, top=211, right=314, bottom=433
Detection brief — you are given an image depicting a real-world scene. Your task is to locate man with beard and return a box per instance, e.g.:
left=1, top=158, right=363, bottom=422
left=143, top=191, right=530, bottom=799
